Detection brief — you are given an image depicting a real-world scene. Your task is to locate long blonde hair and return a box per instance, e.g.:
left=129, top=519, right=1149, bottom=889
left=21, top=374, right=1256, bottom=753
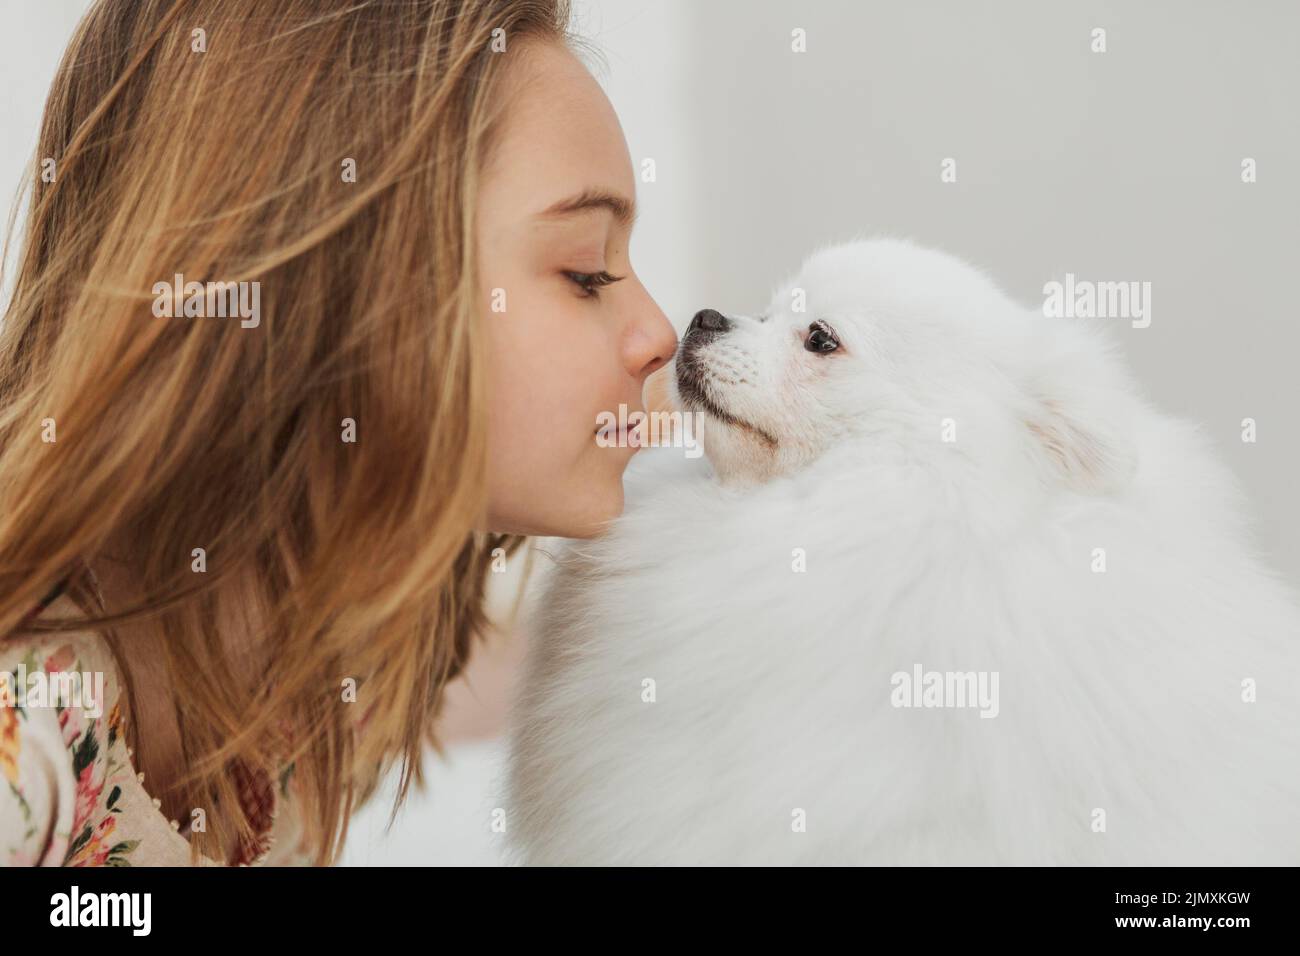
left=0, top=0, right=571, bottom=865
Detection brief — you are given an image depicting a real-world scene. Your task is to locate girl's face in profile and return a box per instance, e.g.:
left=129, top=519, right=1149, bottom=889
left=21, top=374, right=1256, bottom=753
left=478, top=40, right=678, bottom=538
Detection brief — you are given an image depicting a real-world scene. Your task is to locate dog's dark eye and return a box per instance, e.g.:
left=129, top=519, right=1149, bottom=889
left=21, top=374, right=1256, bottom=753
left=806, top=321, right=839, bottom=353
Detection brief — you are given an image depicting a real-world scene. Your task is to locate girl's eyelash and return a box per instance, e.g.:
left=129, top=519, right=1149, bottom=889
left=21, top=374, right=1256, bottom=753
left=564, top=270, right=625, bottom=299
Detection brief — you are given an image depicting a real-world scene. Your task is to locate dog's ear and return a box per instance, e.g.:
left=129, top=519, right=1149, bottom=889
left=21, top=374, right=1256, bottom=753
left=1022, top=349, right=1138, bottom=496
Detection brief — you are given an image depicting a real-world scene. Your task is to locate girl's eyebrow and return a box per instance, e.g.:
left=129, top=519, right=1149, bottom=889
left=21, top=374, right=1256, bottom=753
left=535, top=188, right=637, bottom=230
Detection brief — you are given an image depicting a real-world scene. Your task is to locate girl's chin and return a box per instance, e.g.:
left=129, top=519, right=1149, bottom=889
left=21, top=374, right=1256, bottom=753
left=561, top=480, right=625, bottom=539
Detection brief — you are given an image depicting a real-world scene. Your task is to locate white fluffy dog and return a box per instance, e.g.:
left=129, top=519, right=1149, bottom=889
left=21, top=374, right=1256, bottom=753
left=505, top=238, right=1300, bottom=865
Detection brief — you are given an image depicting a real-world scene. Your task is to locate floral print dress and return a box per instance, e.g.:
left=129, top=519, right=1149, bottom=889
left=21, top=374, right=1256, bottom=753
left=1, top=591, right=312, bottom=866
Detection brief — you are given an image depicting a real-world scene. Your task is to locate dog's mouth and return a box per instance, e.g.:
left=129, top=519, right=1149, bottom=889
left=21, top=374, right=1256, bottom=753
left=675, top=350, right=779, bottom=449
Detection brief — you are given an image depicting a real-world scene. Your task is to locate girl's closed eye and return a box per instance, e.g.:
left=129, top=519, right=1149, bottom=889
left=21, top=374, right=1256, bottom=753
left=564, top=269, right=625, bottom=299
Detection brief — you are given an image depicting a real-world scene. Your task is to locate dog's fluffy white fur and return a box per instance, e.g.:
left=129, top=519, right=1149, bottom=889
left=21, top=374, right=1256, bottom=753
left=505, top=238, right=1300, bottom=865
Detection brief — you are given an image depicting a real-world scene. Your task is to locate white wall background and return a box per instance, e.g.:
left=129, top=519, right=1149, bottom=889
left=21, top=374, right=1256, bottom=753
left=590, top=0, right=1300, bottom=583
left=3, top=0, right=1296, bottom=865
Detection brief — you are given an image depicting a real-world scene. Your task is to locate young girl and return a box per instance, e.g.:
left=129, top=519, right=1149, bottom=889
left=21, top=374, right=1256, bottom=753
left=0, top=0, right=676, bottom=866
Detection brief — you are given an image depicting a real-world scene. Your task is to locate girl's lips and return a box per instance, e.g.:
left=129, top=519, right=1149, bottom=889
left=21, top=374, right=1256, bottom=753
left=595, top=422, right=645, bottom=448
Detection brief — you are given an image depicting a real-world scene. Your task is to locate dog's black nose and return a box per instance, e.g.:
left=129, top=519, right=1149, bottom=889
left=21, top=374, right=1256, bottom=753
left=688, top=309, right=730, bottom=334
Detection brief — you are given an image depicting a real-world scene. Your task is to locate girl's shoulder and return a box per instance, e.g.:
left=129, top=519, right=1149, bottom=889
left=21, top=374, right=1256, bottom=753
left=2, top=596, right=314, bottom=867
left=0, top=610, right=152, bottom=865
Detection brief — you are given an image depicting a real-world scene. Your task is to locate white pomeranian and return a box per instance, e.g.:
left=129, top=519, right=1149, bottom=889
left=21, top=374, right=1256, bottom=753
left=505, top=238, right=1300, bottom=865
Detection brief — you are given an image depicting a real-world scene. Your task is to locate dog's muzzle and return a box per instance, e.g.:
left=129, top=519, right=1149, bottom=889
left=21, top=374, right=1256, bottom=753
left=675, top=308, right=729, bottom=399
left=677, top=308, right=730, bottom=364
left=673, top=308, right=780, bottom=449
